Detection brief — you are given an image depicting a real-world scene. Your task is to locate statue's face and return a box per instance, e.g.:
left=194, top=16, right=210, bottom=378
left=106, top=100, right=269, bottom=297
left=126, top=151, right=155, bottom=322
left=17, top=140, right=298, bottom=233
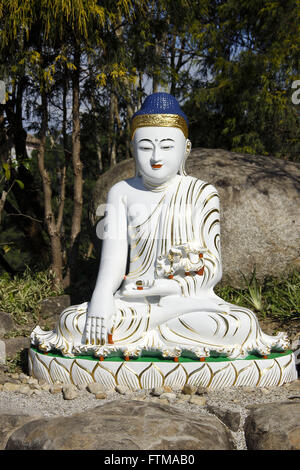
left=132, top=127, right=189, bottom=182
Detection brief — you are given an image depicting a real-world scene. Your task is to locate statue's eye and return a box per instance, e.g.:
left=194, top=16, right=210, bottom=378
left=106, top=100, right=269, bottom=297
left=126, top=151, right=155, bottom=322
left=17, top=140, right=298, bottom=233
left=139, top=146, right=152, bottom=151
left=161, top=145, right=174, bottom=150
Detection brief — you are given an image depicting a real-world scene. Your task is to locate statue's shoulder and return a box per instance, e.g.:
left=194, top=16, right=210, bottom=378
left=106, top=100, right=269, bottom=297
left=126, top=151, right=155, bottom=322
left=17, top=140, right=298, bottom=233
left=108, top=179, right=132, bottom=195
left=182, top=175, right=219, bottom=195
left=107, top=177, right=141, bottom=203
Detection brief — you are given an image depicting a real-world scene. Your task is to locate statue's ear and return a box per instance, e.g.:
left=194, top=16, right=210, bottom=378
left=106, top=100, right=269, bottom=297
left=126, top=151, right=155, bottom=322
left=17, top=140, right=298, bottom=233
left=179, top=139, right=192, bottom=176
left=185, top=139, right=192, bottom=157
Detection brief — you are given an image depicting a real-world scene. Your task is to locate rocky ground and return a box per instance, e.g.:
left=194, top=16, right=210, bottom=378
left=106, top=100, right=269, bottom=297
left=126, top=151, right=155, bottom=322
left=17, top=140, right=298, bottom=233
left=0, top=367, right=299, bottom=450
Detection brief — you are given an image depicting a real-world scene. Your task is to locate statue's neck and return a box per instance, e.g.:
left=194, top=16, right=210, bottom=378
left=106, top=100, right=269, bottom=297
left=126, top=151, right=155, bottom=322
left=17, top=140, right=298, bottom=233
left=142, top=174, right=180, bottom=192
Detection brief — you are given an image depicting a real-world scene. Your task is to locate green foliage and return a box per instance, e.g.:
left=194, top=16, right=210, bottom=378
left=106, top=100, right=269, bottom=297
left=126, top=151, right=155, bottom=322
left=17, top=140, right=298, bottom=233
left=0, top=268, right=63, bottom=325
left=0, top=0, right=299, bottom=285
left=5, top=349, right=29, bottom=374
left=185, top=0, right=300, bottom=161
left=216, top=270, right=300, bottom=321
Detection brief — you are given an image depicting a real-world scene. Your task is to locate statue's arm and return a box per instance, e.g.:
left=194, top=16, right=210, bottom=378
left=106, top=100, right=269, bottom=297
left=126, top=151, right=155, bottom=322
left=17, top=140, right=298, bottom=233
left=195, top=183, right=222, bottom=288
left=85, top=183, right=128, bottom=344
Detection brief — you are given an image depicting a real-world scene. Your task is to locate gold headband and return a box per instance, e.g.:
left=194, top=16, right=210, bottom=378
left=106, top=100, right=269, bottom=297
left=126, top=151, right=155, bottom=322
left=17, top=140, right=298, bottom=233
left=131, top=114, right=188, bottom=139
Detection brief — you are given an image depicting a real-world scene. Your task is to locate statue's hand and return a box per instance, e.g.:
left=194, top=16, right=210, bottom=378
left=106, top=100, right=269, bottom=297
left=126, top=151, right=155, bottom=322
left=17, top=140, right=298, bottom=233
left=122, top=279, right=181, bottom=298
left=85, top=296, right=115, bottom=346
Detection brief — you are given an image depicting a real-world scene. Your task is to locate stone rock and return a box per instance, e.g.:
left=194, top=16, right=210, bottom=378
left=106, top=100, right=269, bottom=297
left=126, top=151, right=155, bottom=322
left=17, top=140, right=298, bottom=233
left=244, top=402, right=300, bottom=450
left=163, top=385, right=173, bottom=393
left=182, top=384, right=197, bottom=395
left=5, top=399, right=236, bottom=450
left=10, top=373, right=19, bottom=380
left=134, top=393, right=146, bottom=401
left=19, top=373, right=30, bottom=381
left=285, top=379, right=300, bottom=393
left=19, top=384, right=32, bottom=395
left=62, top=385, right=78, bottom=400
left=196, top=386, right=208, bottom=396
left=29, top=383, right=40, bottom=390
left=27, top=377, right=38, bottom=385
left=40, top=383, right=51, bottom=392
left=178, top=394, right=190, bottom=403
left=37, top=378, right=47, bottom=386
left=4, top=336, right=30, bottom=357
left=3, top=383, right=20, bottom=392
left=189, top=396, right=207, bottom=407
left=95, top=392, right=107, bottom=400
left=160, top=393, right=177, bottom=402
left=207, top=405, right=241, bottom=432
left=40, top=295, right=71, bottom=319
left=0, top=411, right=42, bottom=450
left=115, top=385, right=131, bottom=395
left=89, top=149, right=300, bottom=285
left=77, top=383, right=89, bottom=391
left=49, top=384, right=63, bottom=394
left=0, top=311, right=14, bottom=337
left=0, top=370, right=16, bottom=386
left=159, top=399, right=170, bottom=406
left=0, top=340, right=5, bottom=365
left=151, top=387, right=165, bottom=397
left=86, top=382, right=105, bottom=395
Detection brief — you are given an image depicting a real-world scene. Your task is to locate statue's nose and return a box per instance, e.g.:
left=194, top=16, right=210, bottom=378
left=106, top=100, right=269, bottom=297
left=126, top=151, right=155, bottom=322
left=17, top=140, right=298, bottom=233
left=151, top=145, right=162, bottom=163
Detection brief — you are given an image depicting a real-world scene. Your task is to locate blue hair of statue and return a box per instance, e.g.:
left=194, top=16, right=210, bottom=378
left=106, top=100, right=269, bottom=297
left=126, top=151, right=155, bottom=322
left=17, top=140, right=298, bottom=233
left=132, top=92, right=188, bottom=126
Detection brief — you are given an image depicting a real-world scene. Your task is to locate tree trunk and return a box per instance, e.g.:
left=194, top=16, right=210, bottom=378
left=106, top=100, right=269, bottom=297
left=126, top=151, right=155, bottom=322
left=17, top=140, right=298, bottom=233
left=64, top=42, right=83, bottom=287
left=3, top=78, right=48, bottom=260
left=0, top=188, right=8, bottom=225
left=109, top=90, right=117, bottom=168
left=37, top=90, right=64, bottom=288
left=89, top=64, right=103, bottom=174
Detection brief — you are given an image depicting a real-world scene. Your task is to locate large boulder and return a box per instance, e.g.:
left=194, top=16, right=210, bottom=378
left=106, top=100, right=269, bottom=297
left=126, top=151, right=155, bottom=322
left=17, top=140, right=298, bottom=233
left=5, top=399, right=235, bottom=450
left=244, top=402, right=300, bottom=450
left=0, top=411, right=42, bottom=450
left=0, top=311, right=15, bottom=337
left=39, top=295, right=71, bottom=320
left=89, top=148, right=300, bottom=285
left=4, top=336, right=30, bottom=357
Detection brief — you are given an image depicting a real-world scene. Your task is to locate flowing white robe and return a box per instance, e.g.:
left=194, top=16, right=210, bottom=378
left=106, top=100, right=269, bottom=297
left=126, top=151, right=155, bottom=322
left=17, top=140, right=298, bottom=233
left=31, top=175, right=289, bottom=359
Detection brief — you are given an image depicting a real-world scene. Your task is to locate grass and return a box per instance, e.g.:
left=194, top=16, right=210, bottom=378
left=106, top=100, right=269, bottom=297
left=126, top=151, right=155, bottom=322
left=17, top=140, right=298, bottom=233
left=0, top=267, right=63, bottom=326
left=5, top=350, right=29, bottom=374
left=0, top=268, right=299, bottom=330
left=216, top=270, right=300, bottom=321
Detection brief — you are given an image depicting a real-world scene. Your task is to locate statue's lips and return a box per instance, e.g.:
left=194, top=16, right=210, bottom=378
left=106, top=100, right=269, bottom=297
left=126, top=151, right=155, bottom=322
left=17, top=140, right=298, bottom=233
left=151, top=164, right=163, bottom=169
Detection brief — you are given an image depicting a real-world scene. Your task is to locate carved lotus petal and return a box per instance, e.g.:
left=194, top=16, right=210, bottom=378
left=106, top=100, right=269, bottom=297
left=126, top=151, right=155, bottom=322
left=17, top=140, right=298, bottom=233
left=139, top=363, right=164, bottom=389
left=164, top=364, right=188, bottom=388
left=70, top=359, right=94, bottom=386
left=280, top=354, right=297, bottom=384
left=208, top=363, right=237, bottom=389
left=93, top=362, right=118, bottom=389
left=49, top=358, right=72, bottom=384
left=234, top=361, right=260, bottom=387
left=30, top=350, right=52, bottom=383
left=187, top=363, right=212, bottom=388
left=255, top=359, right=279, bottom=388
left=116, top=363, right=141, bottom=390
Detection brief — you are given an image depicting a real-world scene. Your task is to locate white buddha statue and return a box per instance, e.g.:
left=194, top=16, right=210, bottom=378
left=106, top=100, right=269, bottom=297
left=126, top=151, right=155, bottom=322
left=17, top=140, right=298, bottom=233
left=31, top=93, right=289, bottom=361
